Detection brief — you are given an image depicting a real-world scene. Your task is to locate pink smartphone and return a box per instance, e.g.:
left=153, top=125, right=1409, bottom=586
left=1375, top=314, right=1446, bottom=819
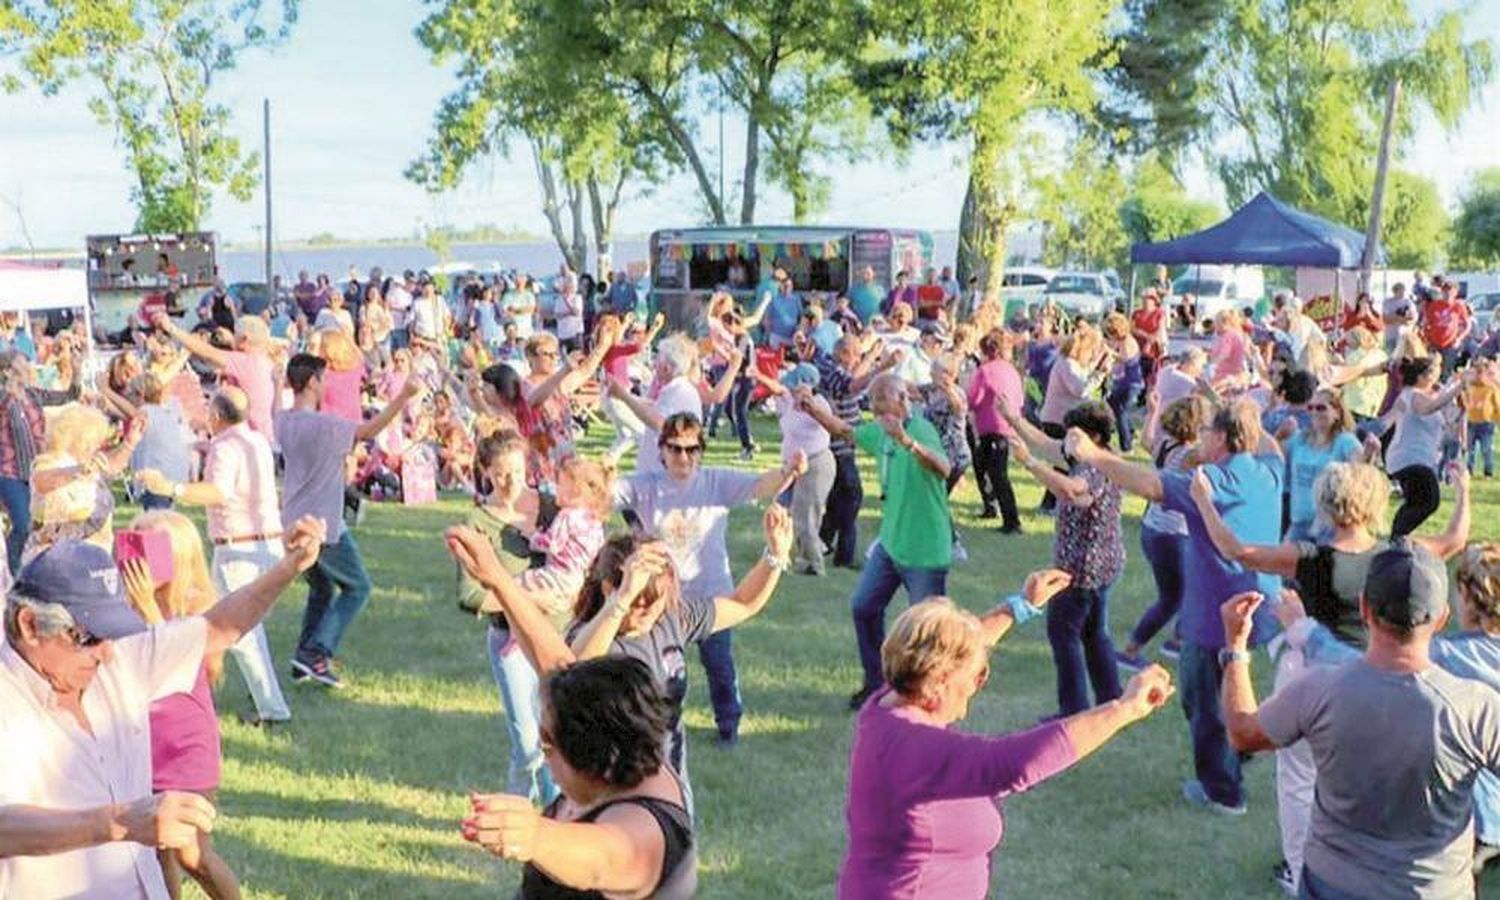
left=115, top=529, right=174, bottom=588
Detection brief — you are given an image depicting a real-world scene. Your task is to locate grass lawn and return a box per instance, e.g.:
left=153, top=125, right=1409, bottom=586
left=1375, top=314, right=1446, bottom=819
left=145, top=415, right=1500, bottom=899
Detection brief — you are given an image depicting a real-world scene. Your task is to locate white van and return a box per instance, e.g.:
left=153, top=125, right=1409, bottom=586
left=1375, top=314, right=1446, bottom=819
left=1170, top=265, right=1265, bottom=320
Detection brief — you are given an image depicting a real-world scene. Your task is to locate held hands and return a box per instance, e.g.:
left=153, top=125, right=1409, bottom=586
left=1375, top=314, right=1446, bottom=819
left=1219, top=591, right=1264, bottom=651
left=1062, top=427, right=1100, bottom=463
left=1005, top=434, right=1032, bottom=466
left=283, top=516, right=326, bottom=572
left=462, top=793, right=542, bottom=862
left=1121, top=664, right=1175, bottom=721
left=783, top=449, right=809, bottom=480
left=1022, top=568, right=1072, bottom=607
left=763, top=503, right=793, bottom=560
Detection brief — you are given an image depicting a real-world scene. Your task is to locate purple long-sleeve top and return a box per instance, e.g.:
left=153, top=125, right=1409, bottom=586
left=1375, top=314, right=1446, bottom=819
left=837, top=689, right=1078, bottom=899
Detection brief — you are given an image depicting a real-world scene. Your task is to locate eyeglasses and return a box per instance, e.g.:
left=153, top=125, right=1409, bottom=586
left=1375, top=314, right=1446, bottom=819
left=529, top=348, right=559, bottom=359
left=661, top=442, right=703, bottom=457
left=65, top=626, right=104, bottom=649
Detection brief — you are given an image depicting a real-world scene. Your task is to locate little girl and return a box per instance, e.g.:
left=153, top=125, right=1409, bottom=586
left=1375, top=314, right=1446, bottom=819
left=515, top=456, right=614, bottom=628
left=120, top=510, right=241, bottom=900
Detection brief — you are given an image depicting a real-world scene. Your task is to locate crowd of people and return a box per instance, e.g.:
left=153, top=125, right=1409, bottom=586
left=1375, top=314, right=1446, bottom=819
left=2, top=256, right=1500, bottom=900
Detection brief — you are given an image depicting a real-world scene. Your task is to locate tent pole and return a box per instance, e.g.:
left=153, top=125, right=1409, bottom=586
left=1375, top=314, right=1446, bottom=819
left=1128, top=268, right=1137, bottom=315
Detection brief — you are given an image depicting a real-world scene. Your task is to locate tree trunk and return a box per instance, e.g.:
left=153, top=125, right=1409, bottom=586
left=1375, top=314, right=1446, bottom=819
left=956, top=173, right=984, bottom=291
left=965, top=135, right=1010, bottom=305
left=588, top=170, right=626, bottom=278
left=567, top=177, right=587, bottom=273
left=532, top=140, right=585, bottom=274
left=636, top=81, right=726, bottom=225
left=740, top=108, right=760, bottom=225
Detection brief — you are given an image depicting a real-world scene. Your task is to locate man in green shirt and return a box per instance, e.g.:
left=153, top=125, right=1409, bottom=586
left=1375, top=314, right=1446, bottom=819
left=800, top=372, right=952, bottom=708
left=849, top=265, right=885, bottom=326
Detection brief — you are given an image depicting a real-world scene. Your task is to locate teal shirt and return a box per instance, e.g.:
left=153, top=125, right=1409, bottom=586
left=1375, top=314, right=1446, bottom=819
left=849, top=281, right=883, bottom=324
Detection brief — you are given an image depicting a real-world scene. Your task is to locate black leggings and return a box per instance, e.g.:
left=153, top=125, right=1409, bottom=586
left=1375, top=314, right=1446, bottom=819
left=1390, top=465, right=1440, bottom=537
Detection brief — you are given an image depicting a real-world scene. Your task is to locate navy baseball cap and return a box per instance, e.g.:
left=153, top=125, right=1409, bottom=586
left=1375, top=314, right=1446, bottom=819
left=1365, top=539, right=1449, bottom=630
left=12, top=540, right=146, bottom=640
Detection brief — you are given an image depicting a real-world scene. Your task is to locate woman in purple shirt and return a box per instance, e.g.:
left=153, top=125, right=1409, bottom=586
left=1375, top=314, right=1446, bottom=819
left=839, top=570, right=1175, bottom=900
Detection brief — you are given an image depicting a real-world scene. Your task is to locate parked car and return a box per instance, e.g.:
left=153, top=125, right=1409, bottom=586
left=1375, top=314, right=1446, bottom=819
left=996, top=266, right=1054, bottom=321
left=1170, top=265, right=1265, bottom=323
left=1041, top=271, right=1121, bottom=320
left=1470, top=291, right=1500, bottom=335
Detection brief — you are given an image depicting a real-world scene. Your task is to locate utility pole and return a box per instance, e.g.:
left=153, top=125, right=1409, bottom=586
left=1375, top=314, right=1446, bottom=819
left=263, top=98, right=273, bottom=287
left=1360, top=77, right=1401, bottom=297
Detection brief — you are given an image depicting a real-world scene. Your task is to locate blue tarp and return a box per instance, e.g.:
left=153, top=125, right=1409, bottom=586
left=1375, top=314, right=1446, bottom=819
left=1130, top=191, right=1385, bottom=268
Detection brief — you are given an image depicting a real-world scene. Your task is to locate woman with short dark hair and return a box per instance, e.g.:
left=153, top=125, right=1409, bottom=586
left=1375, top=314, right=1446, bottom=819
left=462, top=656, right=697, bottom=899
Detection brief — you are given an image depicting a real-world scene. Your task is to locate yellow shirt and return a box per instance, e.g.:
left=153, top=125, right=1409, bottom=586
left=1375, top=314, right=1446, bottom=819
left=1467, top=382, right=1500, bottom=424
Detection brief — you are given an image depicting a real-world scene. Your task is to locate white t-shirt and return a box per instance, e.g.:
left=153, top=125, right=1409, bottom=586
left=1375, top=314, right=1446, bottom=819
left=555, top=291, right=584, bottom=341
left=502, top=291, right=535, bottom=339
left=0, top=618, right=208, bottom=900
left=410, top=293, right=448, bottom=341
left=636, top=377, right=702, bottom=475
left=385, top=283, right=413, bottom=329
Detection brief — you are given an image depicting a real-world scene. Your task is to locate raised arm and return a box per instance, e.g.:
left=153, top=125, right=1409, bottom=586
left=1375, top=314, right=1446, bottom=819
left=1060, top=664, right=1174, bottom=759
left=159, top=317, right=230, bottom=369
left=355, top=377, right=422, bottom=443
left=1188, top=469, right=1299, bottom=577
left=446, top=526, right=578, bottom=677
left=1409, top=377, right=1465, bottom=416
left=997, top=398, right=1066, bottom=467
left=796, top=386, right=853, bottom=440
left=1009, top=436, right=1091, bottom=505
left=978, top=569, right=1071, bottom=644
left=568, top=544, right=675, bottom=663
left=1219, top=592, right=1279, bottom=753
left=464, top=795, right=667, bottom=896
left=1067, top=430, right=1165, bottom=502
left=701, top=348, right=745, bottom=407
left=710, top=505, right=791, bottom=631
left=605, top=379, right=666, bottom=432
left=203, top=517, right=324, bottom=655
left=751, top=450, right=807, bottom=501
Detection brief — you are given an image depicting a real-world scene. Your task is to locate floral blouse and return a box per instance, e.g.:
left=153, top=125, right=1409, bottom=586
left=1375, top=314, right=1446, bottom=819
left=1053, top=463, right=1124, bottom=589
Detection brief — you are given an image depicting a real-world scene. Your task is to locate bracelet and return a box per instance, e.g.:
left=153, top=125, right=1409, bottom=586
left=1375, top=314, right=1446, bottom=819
left=762, top=547, right=791, bottom=572
left=1004, top=593, right=1043, bottom=625
left=171, top=482, right=185, bottom=499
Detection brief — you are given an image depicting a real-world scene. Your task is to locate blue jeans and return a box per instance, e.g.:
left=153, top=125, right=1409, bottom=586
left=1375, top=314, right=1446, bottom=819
left=1046, top=582, right=1123, bottom=715
left=297, top=530, right=372, bottom=660
left=1179, top=640, right=1245, bottom=807
left=486, top=624, right=559, bottom=804
left=729, top=377, right=754, bottom=450
left=1107, top=380, right=1142, bottom=452
left=0, top=475, right=29, bottom=573
left=698, top=628, right=741, bottom=738
left=1131, top=527, right=1186, bottom=648
left=1470, top=422, right=1496, bottom=476
left=850, top=541, right=949, bottom=691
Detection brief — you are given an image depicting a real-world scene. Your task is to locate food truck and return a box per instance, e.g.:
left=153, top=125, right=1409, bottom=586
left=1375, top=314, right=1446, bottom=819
left=647, top=225, right=934, bottom=329
left=85, top=232, right=218, bottom=340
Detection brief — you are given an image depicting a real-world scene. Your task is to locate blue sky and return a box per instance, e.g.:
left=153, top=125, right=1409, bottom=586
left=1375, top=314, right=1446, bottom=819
left=1, top=0, right=1497, bottom=250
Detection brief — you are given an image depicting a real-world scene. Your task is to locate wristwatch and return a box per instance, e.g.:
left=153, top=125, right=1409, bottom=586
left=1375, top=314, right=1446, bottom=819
left=762, top=547, right=791, bottom=572
left=1218, top=647, right=1250, bottom=667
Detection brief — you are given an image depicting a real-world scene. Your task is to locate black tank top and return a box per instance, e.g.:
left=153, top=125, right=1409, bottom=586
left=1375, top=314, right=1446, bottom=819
left=518, top=794, right=696, bottom=899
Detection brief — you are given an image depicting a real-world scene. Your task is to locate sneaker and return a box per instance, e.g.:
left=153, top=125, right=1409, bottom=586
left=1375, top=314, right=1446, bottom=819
left=998, top=523, right=1024, bottom=535
left=977, top=507, right=999, bottom=520
left=951, top=538, right=968, bottom=563
left=237, top=710, right=291, bottom=729
left=1114, top=650, right=1150, bottom=671
left=1271, top=860, right=1297, bottom=897
left=1181, top=779, right=1247, bottom=816
left=739, top=446, right=754, bottom=461
left=291, top=655, right=345, bottom=690
left=799, top=564, right=824, bottom=576
left=848, top=684, right=879, bottom=711
left=1159, top=639, right=1183, bottom=661
left=715, top=728, right=740, bottom=748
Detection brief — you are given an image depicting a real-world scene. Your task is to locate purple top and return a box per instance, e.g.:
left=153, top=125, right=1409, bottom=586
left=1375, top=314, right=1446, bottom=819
left=149, top=666, right=222, bottom=793
left=838, top=690, right=1078, bottom=900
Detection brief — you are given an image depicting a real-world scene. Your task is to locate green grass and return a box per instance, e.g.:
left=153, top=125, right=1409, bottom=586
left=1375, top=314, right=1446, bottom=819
left=144, top=415, right=1500, bottom=899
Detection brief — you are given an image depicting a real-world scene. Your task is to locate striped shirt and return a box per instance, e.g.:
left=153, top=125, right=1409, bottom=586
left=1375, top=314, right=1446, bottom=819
left=814, top=352, right=861, bottom=457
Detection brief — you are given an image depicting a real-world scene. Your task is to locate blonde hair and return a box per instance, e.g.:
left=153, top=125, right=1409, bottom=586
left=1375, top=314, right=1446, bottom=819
left=316, top=326, right=361, bottom=372
left=526, top=332, right=560, bottom=358
left=1214, top=308, right=1243, bottom=332
left=1313, top=462, right=1389, bottom=530
left=1061, top=324, right=1102, bottom=363
left=127, top=510, right=221, bottom=680
left=559, top=456, right=616, bottom=520
left=1456, top=543, right=1500, bottom=628
left=45, top=403, right=112, bottom=457
left=1101, top=311, right=1130, bottom=341
left=881, top=598, right=985, bottom=703
left=1394, top=329, right=1429, bottom=362
left=1160, top=395, right=1213, bottom=443
left=234, top=315, right=270, bottom=349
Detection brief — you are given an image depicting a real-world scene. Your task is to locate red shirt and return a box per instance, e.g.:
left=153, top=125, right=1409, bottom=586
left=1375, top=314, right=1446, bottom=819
left=914, top=284, right=946, bottom=319
left=1342, top=306, right=1382, bottom=334
left=1422, top=298, right=1470, bottom=350
left=1132, top=307, right=1165, bottom=356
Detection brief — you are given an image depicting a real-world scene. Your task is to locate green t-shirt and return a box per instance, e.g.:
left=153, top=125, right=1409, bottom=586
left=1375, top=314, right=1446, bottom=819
left=854, top=416, right=952, bottom=569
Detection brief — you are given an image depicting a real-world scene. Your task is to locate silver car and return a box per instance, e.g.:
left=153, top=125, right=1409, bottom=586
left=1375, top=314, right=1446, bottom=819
left=1041, top=271, right=1123, bottom=321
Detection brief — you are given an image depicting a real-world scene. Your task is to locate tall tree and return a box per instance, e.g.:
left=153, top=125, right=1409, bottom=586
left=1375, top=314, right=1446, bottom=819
left=409, top=0, right=665, bottom=273
left=862, top=0, right=1115, bottom=298
left=1117, top=153, right=1222, bottom=246
left=1347, top=169, right=1446, bottom=269
left=0, top=1, right=296, bottom=232
left=1451, top=167, right=1500, bottom=270
left=1031, top=136, right=1129, bottom=271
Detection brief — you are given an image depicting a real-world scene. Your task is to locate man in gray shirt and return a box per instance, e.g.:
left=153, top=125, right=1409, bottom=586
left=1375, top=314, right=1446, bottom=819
left=1220, top=540, right=1500, bottom=899
left=276, top=353, right=420, bottom=688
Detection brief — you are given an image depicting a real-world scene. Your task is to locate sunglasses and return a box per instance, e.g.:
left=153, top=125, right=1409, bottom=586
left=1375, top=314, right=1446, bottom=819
left=661, top=442, right=703, bottom=457
left=65, top=626, right=104, bottom=649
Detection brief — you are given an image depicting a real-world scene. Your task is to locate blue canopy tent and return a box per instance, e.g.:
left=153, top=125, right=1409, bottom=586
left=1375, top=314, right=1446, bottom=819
left=1130, top=191, right=1385, bottom=268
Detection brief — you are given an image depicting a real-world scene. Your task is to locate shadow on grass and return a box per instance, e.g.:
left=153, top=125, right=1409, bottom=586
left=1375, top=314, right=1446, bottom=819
left=215, top=829, right=497, bottom=900
left=221, top=787, right=456, bottom=832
